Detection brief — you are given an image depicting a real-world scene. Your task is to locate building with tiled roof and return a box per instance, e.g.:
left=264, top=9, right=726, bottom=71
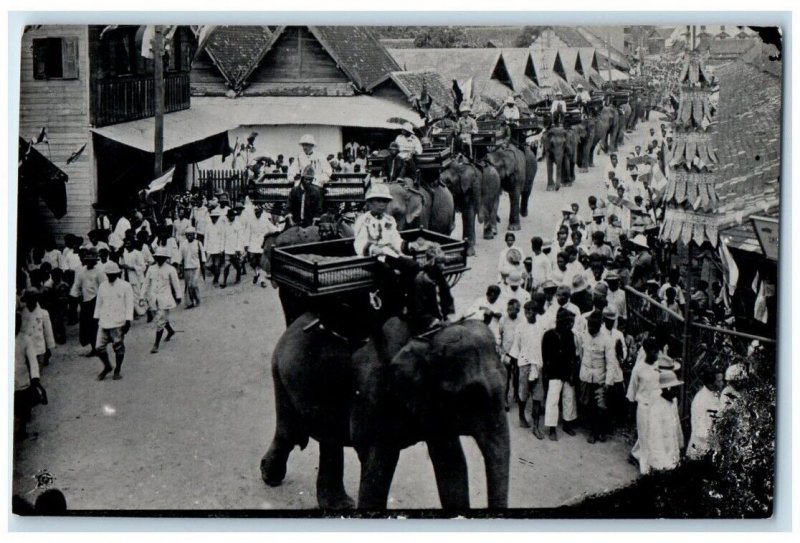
left=558, top=48, right=594, bottom=89
left=189, top=26, right=420, bottom=170
left=699, top=38, right=760, bottom=65
left=497, top=48, right=545, bottom=104
left=661, top=42, right=781, bottom=248
left=369, top=70, right=454, bottom=117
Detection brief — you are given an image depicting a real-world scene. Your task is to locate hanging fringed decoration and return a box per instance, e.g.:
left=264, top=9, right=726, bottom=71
left=660, top=51, right=722, bottom=247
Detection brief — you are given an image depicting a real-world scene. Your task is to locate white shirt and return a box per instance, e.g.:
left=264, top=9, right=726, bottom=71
left=61, top=248, right=83, bottom=271
left=287, top=151, right=332, bottom=187
left=687, top=386, right=721, bottom=459
left=94, top=279, right=134, bottom=329
left=205, top=219, right=225, bottom=255
left=42, top=249, right=63, bottom=270
left=607, top=288, right=628, bottom=320
left=144, top=263, right=181, bottom=309
left=223, top=218, right=244, bottom=254
left=113, top=216, right=132, bottom=240
left=501, top=105, right=520, bottom=121
left=121, top=249, right=146, bottom=284
left=658, top=283, right=686, bottom=305
left=70, top=266, right=107, bottom=301
left=394, top=133, right=423, bottom=159
left=497, top=245, right=526, bottom=272
left=179, top=239, right=206, bottom=270
left=464, top=296, right=505, bottom=343
left=15, top=333, right=40, bottom=391
left=21, top=305, right=55, bottom=356
left=499, top=285, right=530, bottom=307
left=192, top=206, right=210, bottom=236
left=578, top=328, right=617, bottom=386
left=246, top=215, right=278, bottom=253
left=353, top=212, right=404, bottom=257
left=509, top=319, right=545, bottom=378
left=530, top=252, right=552, bottom=290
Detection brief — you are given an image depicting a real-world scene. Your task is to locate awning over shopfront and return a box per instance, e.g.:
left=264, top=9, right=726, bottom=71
left=90, top=108, right=238, bottom=154
left=720, top=209, right=780, bottom=256
left=18, top=137, right=69, bottom=218
left=191, top=95, right=425, bottom=129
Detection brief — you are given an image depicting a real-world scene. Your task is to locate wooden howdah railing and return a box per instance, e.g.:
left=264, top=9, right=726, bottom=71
left=93, top=72, right=191, bottom=127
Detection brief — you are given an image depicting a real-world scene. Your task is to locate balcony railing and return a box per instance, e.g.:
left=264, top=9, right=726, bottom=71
left=93, top=72, right=190, bottom=128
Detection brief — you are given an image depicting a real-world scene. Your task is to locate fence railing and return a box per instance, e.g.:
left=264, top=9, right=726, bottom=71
left=195, top=169, right=248, bottom=203
left=624, top=285, right=775, bottom=425
left=93, top=72, right=191, bottom=127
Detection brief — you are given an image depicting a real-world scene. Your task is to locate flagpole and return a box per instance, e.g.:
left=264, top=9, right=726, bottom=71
left=154, top=25, right=165, bottom=180
left=153, top=25, right=166, bottom=215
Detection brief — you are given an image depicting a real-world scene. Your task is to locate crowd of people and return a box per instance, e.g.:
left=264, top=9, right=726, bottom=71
left=460, top=123, right=746, bottom=475
left=14, top=190, right=283, bottom=441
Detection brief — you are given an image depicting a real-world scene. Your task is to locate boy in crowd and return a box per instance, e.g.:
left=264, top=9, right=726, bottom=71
left=508, top=299, right=546, bottom=439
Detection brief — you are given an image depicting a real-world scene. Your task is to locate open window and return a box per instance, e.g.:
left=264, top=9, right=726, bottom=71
left=32, top=37, right=79, bottom=80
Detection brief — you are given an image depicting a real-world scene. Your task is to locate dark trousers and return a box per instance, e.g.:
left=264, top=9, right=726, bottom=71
left=79, top=298, right=98, bottom=347
left=579, top=382, right=608, bottom=438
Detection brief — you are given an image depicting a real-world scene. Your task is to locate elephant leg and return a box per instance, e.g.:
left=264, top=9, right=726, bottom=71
left=546, top=158, right=555, bottom=191
left=475, top=415, right=511, bottom=509
left=357, top=445, right=400, bottom=509
left=520, top=184, right=532, bottom=218
left=462, top=203, right=477, bottom=255
left=507, top=182, right=521, bottom=231
left=261, top=373, right=302, bottom=486
left=317, top=441, right=355, bottom=510
left=491, top=195, right=500, bottom=236
left=427, top=437, right=470, bottom=510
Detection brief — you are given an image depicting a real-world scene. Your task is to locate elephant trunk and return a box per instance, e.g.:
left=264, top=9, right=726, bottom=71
left=475, top=410, right=510, bottom=509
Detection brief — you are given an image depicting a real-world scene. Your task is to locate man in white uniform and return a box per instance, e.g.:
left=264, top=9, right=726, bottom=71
left=287, top=134, right=332, bottom=187
left=93, top=262, right=133, bottom=381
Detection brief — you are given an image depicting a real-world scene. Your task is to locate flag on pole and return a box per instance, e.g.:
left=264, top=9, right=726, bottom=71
left=195, top=25, right=216, bottom=50
left=144, top=167, right=175, bottom=196
left=751, top=271, right=768, bottom=324
left=718, top=239, right=739, bottom=309
left=460, top=77, right=474, bottom=105
left=99, top=25, right=119, bottom=39
left=35, top=126, right=48, bottom=145
left=140, top=25, right=156, bottom=59
left=66, top=144, right=86, bottom=165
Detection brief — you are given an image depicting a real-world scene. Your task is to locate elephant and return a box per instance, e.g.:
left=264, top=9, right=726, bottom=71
left=483, top=145, right=527, bottom=231
left=617, top=102, right=632, bottom=146
left=521, top=144, right=538, bottom=218
left=261, top=217, right=354, bottom=325
left=386, top=181, right=455, bottom=236
left=594, top=104, right=620, bottom=155
left=260, top=313, right=510, bottom=510
left=576, top=117, right=597, bottom=171
left=563, top=125, right=583, bottom=185
left=440, top=160, right=494, bottom=253
left=541, top=126, right=570, bottom=191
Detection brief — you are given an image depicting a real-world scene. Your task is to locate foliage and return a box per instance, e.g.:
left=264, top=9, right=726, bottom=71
left=413, top=27, right=471, bottom=49
left=512, top=26, right=543, bottom=48
left=707, top=342, right=776, bottom=518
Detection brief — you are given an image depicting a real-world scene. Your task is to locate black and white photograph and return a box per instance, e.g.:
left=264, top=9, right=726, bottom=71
left=10, top=19, right=784, bottom=520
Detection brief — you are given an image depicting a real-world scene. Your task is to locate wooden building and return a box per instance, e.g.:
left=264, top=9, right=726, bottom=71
left=190, top=25, right=422, bottom=169
left=18, top=25, right=210, bottom=243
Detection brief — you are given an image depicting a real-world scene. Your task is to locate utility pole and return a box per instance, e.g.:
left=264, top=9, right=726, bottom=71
left=606, top=37, right=613, bottom=83
left=153, top=25, right=164, bottom=179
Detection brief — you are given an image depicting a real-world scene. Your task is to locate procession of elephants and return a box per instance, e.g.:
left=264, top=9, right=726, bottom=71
left=257, top=82, right=655, bottom=512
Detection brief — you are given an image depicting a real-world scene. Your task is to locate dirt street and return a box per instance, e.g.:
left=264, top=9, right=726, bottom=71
left=13, top=117, right=663, bottom=511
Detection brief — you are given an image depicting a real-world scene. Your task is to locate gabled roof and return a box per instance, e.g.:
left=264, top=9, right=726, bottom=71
left=707, top=38, right=760, bottom=57
left=202, top=26, right=273, bottom=91
left=461, top=26, right=520, bottom=48
left=575, top=27, right=630, bottom=70
left=558, top=48, right=593, bottom=89
left=308, top=26, right=401, bottom=90
left=527, top=48, right=575, bottom=95
left=371, top=70, right=453, bottom=110
left=551, top=27, right=594, bottom=48
left=497, top=48, right=544, bottom=101
left=388, top=48, right=504, bottom=97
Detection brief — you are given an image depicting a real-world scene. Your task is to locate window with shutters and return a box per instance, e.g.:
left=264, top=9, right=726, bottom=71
left=32, top=37, right=79, bottom=80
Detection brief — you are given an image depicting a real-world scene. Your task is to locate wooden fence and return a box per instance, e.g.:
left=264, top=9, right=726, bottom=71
left=195, top=170, right=248, bottom=202
left=624, top=285, right=775, bottom=426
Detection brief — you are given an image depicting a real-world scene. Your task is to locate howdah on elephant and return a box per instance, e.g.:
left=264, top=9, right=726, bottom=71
left=260, top=314, right=511, bottom=510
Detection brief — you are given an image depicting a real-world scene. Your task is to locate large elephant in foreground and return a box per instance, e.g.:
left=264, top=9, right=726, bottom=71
left=484, top=145, right=528, bottom=231
left=261, top=314, right=510, bottom=510
left=440, top=159, right=501, bottom=251
left=541, top=126, right=571, bottom=190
